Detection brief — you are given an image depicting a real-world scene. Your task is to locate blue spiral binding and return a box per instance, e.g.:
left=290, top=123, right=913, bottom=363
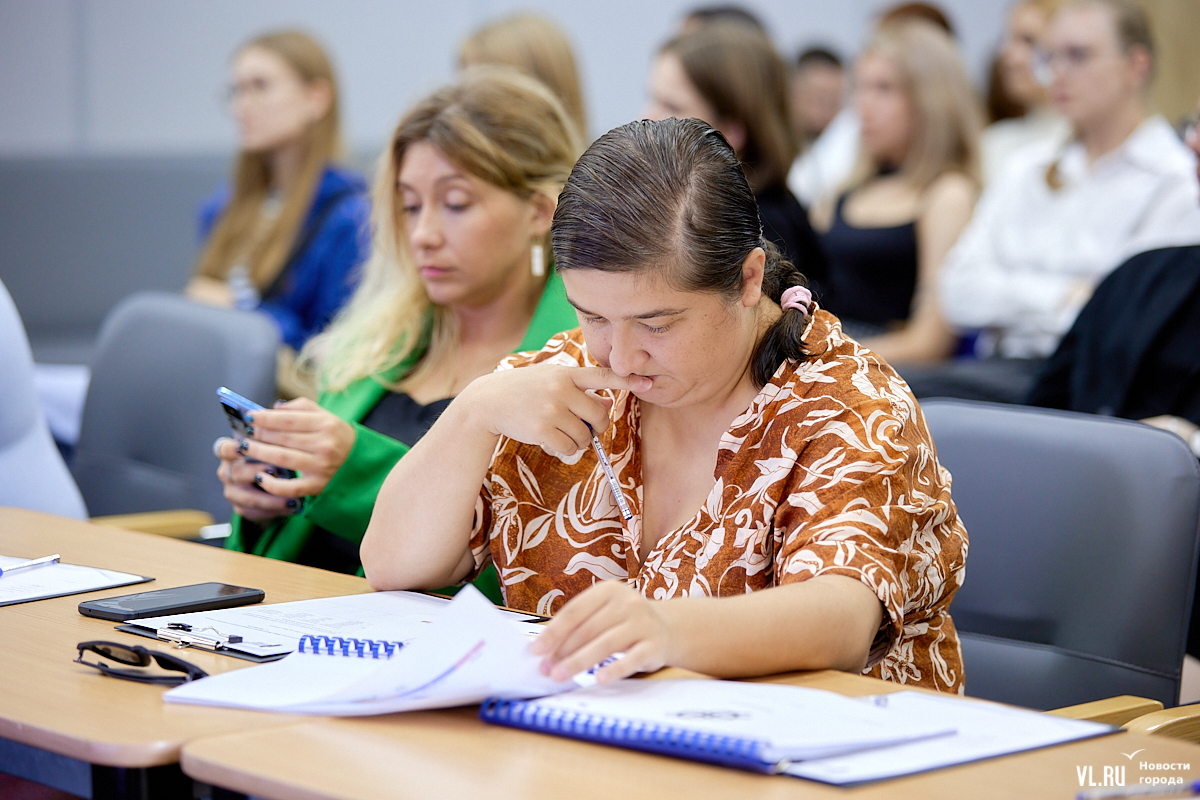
left=296, top=634, right=403, bottom=658
left=479, top=698, right=774, bottom=772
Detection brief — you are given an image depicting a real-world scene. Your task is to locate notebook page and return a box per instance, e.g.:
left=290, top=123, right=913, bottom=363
left=131, top=589, right=542, bottom=658
left=511, top=679, right=957, bottom=762
left=0, top=555, right=148, bottom=607
left=786, top=690, right=1116, bottom=785
left=164, top=586, right=571, bottom=714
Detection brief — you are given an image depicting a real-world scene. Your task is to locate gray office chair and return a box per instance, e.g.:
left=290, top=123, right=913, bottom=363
left=922, top=398, right=1200, bottom=710
left=70, top=292, right=279, bottom=522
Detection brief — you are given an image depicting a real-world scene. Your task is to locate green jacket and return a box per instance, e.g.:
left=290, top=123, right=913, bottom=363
left=226, top=273, right=577, bottom=603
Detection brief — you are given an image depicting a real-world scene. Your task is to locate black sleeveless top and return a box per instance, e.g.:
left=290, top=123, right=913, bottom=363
left=294, top=392, right=452, bottom=574
left=818, top=191, right=919, bottom=327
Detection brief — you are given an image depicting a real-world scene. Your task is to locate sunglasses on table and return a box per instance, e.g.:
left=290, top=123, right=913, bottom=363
left=75, top=640, right=209, bottom=686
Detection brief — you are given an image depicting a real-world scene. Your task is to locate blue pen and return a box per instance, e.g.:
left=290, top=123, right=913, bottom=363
left=585, top=422, right=633, bottom=521
left=1077, top=779, right=1200, bottom=800
left=0, top=554, right=61, bottom=577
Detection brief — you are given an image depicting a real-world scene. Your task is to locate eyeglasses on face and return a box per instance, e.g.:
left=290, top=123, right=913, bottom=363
left=75, top=640, right=209, bottom=686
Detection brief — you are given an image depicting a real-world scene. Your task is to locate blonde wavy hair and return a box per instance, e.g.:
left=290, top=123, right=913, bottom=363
left=846, top=20, right=984, bottom=191
left=195, top=30, right=343, bottom=290
left=305, top=68, right=581, bottom=394
left=459, top=13, right=588, bottom=142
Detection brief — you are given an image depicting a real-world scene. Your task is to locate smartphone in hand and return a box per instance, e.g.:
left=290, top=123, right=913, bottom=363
left=217, top=387, right=297, bottom=480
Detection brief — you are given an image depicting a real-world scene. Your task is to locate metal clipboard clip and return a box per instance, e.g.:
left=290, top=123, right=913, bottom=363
left=155, top=623, right=244, bottom=651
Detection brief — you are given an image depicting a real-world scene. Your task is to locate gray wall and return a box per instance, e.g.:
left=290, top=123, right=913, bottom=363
left=2, top=0, right=1010, bottom=157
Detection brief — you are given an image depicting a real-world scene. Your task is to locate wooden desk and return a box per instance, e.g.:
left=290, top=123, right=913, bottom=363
left=0, top=507, right=370, bottom=770
left=182, top=670, right=1200, bottom=800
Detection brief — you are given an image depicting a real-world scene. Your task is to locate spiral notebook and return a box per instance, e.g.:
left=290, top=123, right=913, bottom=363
left=480, top=680, right=1116, bottom=784
left=164, top=585, right=572, bottom=715
left=480, top=679, right=957, bottom=772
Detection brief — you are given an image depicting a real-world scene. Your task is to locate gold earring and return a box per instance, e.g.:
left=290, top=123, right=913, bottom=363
left=531, top=242, right=546, bottom=277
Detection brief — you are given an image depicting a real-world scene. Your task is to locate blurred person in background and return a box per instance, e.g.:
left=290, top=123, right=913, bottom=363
left=811, top=20, right=982, bottom=365
left=213, top=70, right=580, bottom=584
left=788, top=3, right=956, bottom=208
left=791, top=47, right=846, bottom=150
left=982, top=0, right=1071, bottom=184
left=188, top=31, right=370, bottom=396
left=645, top=22, right=828, bottom=286
left=1028, top=102, right=1200, bottom=456
left=680, top=4, right=766, bottom=34
left=460, top=12, right=589, bottom=143
left=912, top=0, right=1200, bottom=404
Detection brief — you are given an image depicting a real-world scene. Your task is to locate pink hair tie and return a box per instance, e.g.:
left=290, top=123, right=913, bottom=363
left=780, top=285, right=812, bottom=313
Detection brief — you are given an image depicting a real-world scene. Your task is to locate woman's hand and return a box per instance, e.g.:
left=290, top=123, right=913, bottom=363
left=185, top=276, right=234, bottom=308
left=215, top=443, right=296, bottom=521
left=530, top=581, right=675, bottom=683
left=462, top=365, right=651, bottom=458
left=214, top=397, right=357, bottom=500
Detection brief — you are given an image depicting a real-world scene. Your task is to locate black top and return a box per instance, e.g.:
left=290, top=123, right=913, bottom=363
left=755, top=182, right=828, bottom=293
left=294, top=392, right=453, bottom=574
left=1028, top=245, right=1200, bottom=425
left=818, top=192, right=919, bottom=327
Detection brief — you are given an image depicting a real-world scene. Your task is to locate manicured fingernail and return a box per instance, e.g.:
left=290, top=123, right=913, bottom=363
left=211, top=438, right=224, bottom=458
left=539, top=658, right=553, bottom=676
left=244, top=413, right=254, bottom=423
left=245, top=425, right=255, bottom=437
left=254, top=474, right=264, bottom=485
left=238, top=439, right=250, bottom=454
left=286, top=499, right=297, bottom=509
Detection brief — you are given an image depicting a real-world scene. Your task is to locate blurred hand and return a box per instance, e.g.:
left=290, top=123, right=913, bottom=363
left=214, top=441, right=295, bottom=521
left=529, top=581, right=674, bottom=683
left=461, top=365, right=650, bottom=458
left=213, top=397, right=357, bottom=499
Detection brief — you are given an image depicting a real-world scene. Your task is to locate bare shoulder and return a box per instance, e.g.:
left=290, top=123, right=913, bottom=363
left=921, top=172, right=978, bottom=216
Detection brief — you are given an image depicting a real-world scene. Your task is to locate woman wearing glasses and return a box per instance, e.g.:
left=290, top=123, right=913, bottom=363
left=906, top=0, right=1200, bottom=404
left=187, top=30, right=370, bottom=385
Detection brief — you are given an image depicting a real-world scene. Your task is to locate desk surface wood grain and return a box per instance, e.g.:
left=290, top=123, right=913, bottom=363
left=181, top=670, right=1200, bottom=800
left=0, top=506, right=371, bottom=767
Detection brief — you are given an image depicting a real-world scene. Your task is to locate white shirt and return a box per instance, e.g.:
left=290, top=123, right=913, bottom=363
left=939, top=115, right=1200, bottom=359
left=787, top=107, right=860, bottom=208
left=980, top=109, right=1071, bottom=187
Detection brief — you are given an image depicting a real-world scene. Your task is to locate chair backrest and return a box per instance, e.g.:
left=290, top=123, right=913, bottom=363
left=0, top=280, right=87, bottom=519
left=70, top=292, right=279, bottom=521
left=922, top=398, right=1200, bottom=710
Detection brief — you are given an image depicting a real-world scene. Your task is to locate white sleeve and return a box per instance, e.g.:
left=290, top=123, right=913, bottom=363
left=937, top=180, right=1077, bottom=331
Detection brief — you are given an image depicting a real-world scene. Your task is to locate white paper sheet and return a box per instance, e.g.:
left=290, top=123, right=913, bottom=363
left=129, top=589, right=543, bottom=658
left=501, top=679, right=957, bottom=763
left=164, top=585, right=572, bottom=714
left=786, top=690, right=1115, bottom=785
left=0, top=555, right=149, bottom=607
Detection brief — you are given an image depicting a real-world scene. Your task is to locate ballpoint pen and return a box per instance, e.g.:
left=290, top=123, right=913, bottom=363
left=585, top=422, right=633, bottom=521
left=0, top=554, right=61, bottom=577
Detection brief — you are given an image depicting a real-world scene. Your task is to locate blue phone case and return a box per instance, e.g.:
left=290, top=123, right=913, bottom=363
left=216, top=387, right=298, bottom=480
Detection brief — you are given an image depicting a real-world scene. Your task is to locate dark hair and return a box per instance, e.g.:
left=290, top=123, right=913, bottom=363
left=661, top=23, right=796, bottom=191
left=552, top=118, right=811, bottom=387
left=880, top=2, right=955, bottom=37
left=796, top=46, right=843, bottom=70
left=684, top=4, right=766, bottom=31
left=985, top=50, right=1026, bottom=123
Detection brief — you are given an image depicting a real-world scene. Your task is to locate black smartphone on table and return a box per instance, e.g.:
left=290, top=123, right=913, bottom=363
left=79, top=582, right=265, bottom=621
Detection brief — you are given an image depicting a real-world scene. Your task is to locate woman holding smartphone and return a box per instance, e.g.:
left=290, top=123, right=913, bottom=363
left=361, top=118, right=968, bottom=691
left=213, top=69, right=581, bottom=594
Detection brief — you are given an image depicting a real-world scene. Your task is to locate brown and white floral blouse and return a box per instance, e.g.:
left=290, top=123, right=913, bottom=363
left=469, top=310, right=968, bottom=693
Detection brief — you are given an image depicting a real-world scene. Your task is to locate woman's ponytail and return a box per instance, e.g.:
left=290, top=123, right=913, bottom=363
left=750, top=238, right=811, bottom=386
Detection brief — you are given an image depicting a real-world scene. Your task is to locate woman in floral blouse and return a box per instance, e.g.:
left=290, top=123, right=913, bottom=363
left=362, top=117, right=968, bottom=693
